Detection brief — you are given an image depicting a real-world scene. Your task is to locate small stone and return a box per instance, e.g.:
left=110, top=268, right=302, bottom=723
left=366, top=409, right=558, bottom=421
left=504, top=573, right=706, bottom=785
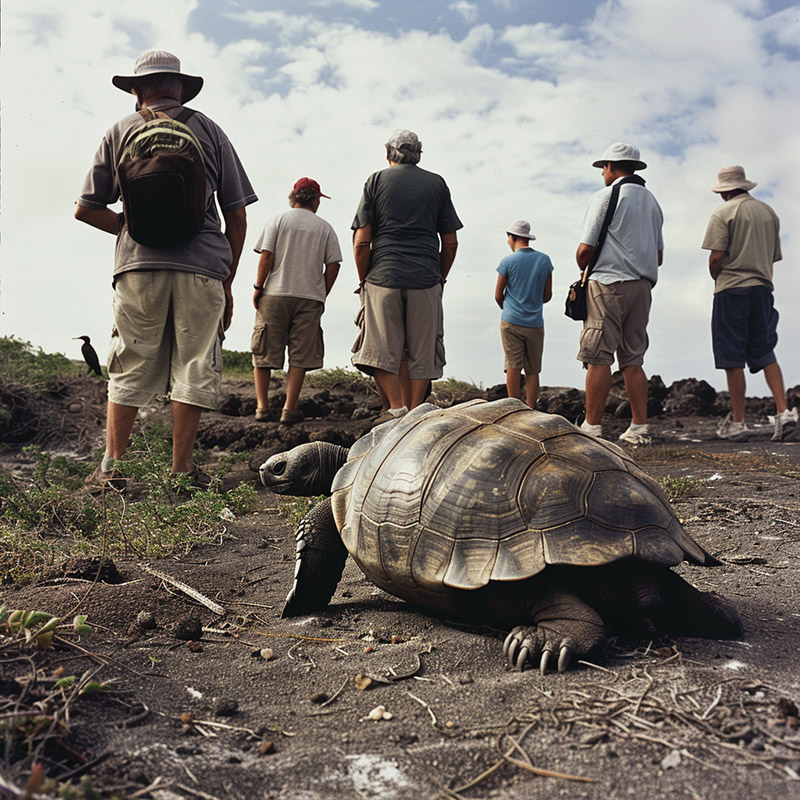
left=260, top=648, right=274, bottom=660
left=187, top=641, right=203, bottom=653
left=354, top=674, right=373, bottom=691
left=310, top=692, right=328, bottom=704
left=180, top=712, right=192, bottom=724
left=259, top=741, right=275, bottom=755
left=390, top=635, right=402, bottom=644
left=365, top=705, right=392, bottom=721
left=136, top=611, right=157, bottom=630
left=445, top=720, right=456, bottom=729
left=661, top=750, right=681, bottom=769
left=174, top=617, right=203, bottom=641
left=364, top=646, right=375, bottom=654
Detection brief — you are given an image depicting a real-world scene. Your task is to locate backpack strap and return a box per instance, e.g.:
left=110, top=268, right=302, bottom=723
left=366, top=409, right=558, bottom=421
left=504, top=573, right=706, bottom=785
left=582, top=174, right=646, bottom=283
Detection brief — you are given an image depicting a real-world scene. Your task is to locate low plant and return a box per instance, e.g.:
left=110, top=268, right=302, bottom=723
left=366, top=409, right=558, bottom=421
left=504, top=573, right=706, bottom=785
left=277, top=495, right=326, bottom=528
left=657, top=475, right=700, bottom=501
left=0, top=336, right=79, bottom=390
left=305, top=366, right=374, bottom=392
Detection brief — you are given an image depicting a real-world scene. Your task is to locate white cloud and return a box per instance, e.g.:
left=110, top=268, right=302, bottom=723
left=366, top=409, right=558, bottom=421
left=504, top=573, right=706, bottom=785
left=2, top=0, right=798, bottom=396
left=449, top=1, right=479, bottom=24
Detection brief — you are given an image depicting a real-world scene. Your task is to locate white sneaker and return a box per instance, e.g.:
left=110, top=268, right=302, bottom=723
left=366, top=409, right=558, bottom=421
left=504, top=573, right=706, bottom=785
left=772, top=407, right=798, bottom=442
left=717, top=412, right=750, bottom=441
left=618, top=423, right=651, bottom=445
left=580, top=420, right=603, bottom=437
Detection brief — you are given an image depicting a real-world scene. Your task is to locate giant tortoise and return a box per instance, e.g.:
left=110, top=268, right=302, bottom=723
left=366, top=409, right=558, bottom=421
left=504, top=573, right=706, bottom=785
left=260, top=399, right=741, bottom=673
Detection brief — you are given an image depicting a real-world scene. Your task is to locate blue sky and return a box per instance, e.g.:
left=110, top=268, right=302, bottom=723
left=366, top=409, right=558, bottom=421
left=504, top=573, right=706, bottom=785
left=3, top=0, right=799, bottom=395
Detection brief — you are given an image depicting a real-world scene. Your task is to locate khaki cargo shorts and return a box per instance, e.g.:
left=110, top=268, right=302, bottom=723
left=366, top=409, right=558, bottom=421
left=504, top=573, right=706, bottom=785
left=351, top=281, right=445, bottom=380
left=500, top=320, right=544, bottom=374
left=107, top=271, right=225, bottom=409
left=577, top=278, right=651, bottom=368
left=251, top=294, right=324, bottom=370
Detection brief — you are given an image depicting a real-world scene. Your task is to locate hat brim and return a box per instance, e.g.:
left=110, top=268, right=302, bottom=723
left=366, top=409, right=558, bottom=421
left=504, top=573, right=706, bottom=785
left=505, top=229, right=536, bottom=240
left=112, top=73, right=204, bottom=103
left=711, top=180, right=757, bottom=193
left=592, top=158, right=647, bottom=170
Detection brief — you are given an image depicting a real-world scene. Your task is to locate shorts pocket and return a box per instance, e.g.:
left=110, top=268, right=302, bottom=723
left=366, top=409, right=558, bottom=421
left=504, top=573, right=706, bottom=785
left=107, top=328, right=123, bottom=374
left=578, top=324, right=604, bottom=362
left=251, top=324, right=268, bottom=357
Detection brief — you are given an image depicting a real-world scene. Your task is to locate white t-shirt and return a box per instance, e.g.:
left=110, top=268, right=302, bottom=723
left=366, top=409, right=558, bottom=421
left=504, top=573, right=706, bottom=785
left=580, top=178, right=664, bottom=285
left=253, top=208, right=342, bottom=302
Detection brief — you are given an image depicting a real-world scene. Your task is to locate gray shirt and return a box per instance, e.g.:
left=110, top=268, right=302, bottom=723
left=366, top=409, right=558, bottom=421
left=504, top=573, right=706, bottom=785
left=580, top=177, right=664, bottom=285
left=77, top=97, right=258, bottom=282
left=352, top=164, right=463, bottom=289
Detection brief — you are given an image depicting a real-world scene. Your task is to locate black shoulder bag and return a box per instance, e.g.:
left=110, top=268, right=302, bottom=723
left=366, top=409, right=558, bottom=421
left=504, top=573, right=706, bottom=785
left=565, top=175, right=645, bottom=320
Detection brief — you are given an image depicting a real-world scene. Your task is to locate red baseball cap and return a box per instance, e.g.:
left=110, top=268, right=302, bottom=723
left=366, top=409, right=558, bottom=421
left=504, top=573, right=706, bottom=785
left=292, top=177, right=331, bottom=199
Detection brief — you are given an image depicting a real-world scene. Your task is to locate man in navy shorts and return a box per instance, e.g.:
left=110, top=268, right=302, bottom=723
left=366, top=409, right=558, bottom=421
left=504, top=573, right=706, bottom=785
left=702, top=165, right=796, bottom=442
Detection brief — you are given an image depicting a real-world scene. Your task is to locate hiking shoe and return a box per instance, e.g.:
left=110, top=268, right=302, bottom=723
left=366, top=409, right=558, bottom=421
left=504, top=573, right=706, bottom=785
left=618, top=423, right=651, bottom=445
left=772, top=407, right=799, bottom=441
left=372, top=406, right=408, bottom=427
left=279, top=408, right=304, bottom=425
left=84, top=464, right=127, bottom=494
left=579, top=420, right=603, bottom=437
left=255, top=407, right=270, bottom=422
left=716, top=413, right=750, bottom=441
left=170, top=464, right=213, bottom=493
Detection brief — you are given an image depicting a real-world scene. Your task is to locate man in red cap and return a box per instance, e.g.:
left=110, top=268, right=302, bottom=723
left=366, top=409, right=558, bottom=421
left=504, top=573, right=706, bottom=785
left=76, top=50, right=257, bottom=491
left=251, top=178, right=342, bottom=424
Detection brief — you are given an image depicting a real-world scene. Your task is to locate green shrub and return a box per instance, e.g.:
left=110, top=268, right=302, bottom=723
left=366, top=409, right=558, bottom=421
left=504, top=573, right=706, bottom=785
left=0, top=336, right=80, bottom=390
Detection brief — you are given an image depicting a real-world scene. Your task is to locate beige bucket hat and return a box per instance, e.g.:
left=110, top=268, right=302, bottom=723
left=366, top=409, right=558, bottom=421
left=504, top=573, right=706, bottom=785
left=711, top=166, right=757, bottom=193
left=112, top=50, right=203, bottom=102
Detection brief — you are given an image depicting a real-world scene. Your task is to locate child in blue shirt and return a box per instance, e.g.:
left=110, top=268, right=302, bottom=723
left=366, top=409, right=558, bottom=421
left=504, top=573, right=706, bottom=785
left=494, top=219, right=553, bottom=407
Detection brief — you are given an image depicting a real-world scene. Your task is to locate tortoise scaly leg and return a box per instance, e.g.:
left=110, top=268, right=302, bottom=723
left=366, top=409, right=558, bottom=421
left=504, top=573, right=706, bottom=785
left=282, top=497, right=348, bottom=617
left=503, top=591, right=605, bottom=673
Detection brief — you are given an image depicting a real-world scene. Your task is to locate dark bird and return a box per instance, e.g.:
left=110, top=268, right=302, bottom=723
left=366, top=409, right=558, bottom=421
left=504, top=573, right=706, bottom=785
left=73, top=336, right=103, bottom=377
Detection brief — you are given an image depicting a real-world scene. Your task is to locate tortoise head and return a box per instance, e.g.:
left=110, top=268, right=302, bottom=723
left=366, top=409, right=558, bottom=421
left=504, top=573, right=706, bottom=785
left=259, top=442, right=349, bottom=497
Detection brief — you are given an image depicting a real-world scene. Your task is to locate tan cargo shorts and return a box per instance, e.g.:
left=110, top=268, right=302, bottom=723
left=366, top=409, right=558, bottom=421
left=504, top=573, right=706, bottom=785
left=577, top=278, right=651, bottom=368
left=107, top=271, right=225, bottom=409
left=500, top=320, right=544, bottom=374
left=251, top=294, right=324, bottom=370
left=350, top=282, right=445, bottom=380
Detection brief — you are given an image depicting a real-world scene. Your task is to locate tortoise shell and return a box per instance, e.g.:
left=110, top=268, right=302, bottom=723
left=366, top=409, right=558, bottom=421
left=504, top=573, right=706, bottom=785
left=331, top=398, right=706, bottom=598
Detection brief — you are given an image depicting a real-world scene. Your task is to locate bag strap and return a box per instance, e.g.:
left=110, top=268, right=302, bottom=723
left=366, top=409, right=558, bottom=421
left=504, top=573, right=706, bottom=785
left=136, top=106, right=197, bottom=124
left=581, top=174, right=646, bottom=284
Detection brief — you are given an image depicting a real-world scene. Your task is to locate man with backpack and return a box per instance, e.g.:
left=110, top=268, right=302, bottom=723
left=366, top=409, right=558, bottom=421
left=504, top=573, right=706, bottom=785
left=75, top=50, right=257, bottom=491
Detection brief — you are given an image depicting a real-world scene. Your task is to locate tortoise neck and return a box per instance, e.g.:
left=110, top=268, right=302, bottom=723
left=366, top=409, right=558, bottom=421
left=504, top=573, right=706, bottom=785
left=317, top=443, right=350, bottom=494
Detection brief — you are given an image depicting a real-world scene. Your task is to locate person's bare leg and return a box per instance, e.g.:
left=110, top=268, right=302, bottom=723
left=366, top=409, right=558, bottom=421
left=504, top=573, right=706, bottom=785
left=506, top=368, right=522, bottom=400
left=621, top=364, right=648, bottom=425
left=724, top=368, right=746, bottom=422
left=525, top=372, right=540, bottom=409
left=409, top=378, right=431, bottom=409
left=105, top=401, right=139, bottom=461
left=399, top=361, right=412, bottom=409
left=584, top=364, right=612, bottom=426
left=374, top=369, right=404, bottom=409
left=171, top=401, right=203, bottom=474
left=762, top=361, right=788, bottom=415
left=284, top=366, right=306, bottom=411
left=254, top=366, right=271, bottom=413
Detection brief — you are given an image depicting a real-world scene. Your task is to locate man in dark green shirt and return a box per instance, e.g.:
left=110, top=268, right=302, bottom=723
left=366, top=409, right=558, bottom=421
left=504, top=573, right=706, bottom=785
left=351, top=130, right=462, bottom=415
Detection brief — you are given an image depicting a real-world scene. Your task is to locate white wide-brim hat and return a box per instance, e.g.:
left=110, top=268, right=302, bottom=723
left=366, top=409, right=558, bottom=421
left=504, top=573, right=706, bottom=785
left=592, top=142, right=647, bottom=171
left=505, top=219, right=536, bottom=240
left=112, top=50, right=203, bottom=102
left=711, top=165, right=757, bottom=193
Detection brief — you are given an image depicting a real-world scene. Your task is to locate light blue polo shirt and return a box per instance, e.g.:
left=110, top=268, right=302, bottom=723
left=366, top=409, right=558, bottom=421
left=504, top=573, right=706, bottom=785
left=497, top=248, right=553, bottom=328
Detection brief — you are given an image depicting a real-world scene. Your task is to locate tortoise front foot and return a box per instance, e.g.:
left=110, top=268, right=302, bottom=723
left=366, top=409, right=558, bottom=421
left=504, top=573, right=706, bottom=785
left=503, top=592, right=606, bottom=674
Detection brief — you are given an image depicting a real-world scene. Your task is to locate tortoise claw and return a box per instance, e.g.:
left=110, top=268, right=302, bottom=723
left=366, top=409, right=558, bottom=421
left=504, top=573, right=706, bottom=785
left=539, top=650, right=552, bottom=675
left=516, top=646, right=529, bottom=671
left=558, top=645, right=573, bottom=673
left=504, top=635, right=519, bottom=668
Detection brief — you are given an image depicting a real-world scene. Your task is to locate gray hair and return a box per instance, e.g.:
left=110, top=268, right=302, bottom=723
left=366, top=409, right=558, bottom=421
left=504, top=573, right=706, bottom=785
left=132, top=73, right=185, bottom=102
left=386, top=144, right=422, bottom=165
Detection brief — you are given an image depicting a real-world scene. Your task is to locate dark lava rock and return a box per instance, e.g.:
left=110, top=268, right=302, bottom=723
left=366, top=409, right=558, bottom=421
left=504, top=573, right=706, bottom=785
left=44, top=557, right=124, bottom=584
left=174, top=617, right=203, bottom=641
left=665, top=378, right=718, bottom=416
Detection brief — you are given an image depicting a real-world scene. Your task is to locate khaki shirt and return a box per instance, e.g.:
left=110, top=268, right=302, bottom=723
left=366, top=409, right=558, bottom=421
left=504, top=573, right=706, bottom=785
left=701, top=193, right=781, bottom=293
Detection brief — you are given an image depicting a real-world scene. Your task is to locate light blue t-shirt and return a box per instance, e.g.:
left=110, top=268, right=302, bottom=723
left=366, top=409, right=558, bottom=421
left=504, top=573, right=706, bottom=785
left=497, top=248, right=554, bottom=328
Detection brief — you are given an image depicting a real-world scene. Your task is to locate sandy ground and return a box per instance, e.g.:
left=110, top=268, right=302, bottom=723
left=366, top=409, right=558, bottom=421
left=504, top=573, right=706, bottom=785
left=1, top=381, right=800, bottom=800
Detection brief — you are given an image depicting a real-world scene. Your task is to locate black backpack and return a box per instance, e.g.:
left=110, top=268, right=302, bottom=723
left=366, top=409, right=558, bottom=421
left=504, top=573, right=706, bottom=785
left=118, top=107, right=207, bottom=248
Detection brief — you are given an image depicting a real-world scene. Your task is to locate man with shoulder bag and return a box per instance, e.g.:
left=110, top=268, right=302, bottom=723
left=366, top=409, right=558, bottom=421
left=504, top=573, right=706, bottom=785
left=574, top=142, right=663, bottom=445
